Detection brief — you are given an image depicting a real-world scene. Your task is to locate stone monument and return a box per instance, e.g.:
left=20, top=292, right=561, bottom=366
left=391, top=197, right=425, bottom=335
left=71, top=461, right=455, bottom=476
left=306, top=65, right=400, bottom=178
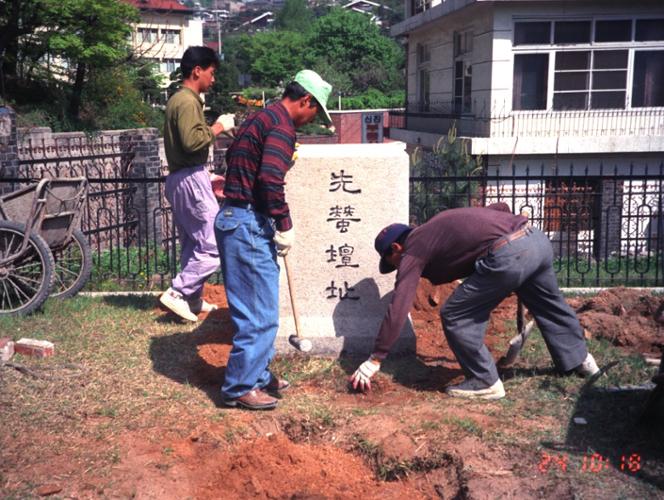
left=275, top=142, right=414, bottom=355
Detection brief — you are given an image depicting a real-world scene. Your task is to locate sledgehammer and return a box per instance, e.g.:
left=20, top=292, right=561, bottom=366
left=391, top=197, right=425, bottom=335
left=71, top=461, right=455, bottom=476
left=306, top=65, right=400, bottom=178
left=283, top=255, right=313, bottom=353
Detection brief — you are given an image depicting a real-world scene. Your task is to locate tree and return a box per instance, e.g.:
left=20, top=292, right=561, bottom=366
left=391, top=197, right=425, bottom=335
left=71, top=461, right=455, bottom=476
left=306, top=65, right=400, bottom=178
left=42, top=0, right=138, bottom=119
left=240, top=31, right=312, bottom=87
left=275, top=0, right=314, bottom=33
left=0, top=0, right=48, bottom=92
left=307, top=8, right=403, bottom=94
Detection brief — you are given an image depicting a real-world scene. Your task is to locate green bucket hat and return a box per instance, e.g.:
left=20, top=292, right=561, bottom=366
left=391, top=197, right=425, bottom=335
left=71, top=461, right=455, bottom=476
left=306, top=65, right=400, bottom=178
left=294, top=69, right=332, bottom=124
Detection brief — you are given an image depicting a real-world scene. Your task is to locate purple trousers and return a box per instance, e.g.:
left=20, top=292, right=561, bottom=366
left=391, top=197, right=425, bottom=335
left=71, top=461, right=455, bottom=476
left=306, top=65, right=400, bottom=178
left=165, top=165, right=220, bottom=299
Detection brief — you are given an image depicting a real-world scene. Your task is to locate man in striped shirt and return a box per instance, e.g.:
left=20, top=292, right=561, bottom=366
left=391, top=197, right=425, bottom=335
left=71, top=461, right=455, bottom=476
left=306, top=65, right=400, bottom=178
left=216, top=70, right=332, bottom=410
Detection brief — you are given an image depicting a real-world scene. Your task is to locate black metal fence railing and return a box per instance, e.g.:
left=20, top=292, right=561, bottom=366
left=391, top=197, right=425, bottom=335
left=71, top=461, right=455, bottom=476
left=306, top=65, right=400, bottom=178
left=410, top=161, right=664, bottom=287
left=6, top=130, right=663, bottom=289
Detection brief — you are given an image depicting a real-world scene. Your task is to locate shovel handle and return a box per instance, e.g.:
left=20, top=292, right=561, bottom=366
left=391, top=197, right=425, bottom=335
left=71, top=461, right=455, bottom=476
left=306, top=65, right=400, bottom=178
left=283, top=254, right=302, bottom=338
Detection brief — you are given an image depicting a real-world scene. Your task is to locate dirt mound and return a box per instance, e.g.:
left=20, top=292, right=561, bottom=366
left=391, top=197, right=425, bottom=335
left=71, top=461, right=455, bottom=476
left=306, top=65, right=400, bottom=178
left=575, top=288, right=664, bottom=356
left=411, top=278, right=517, bottom=360
left=201, top=434, right=420, bottom=499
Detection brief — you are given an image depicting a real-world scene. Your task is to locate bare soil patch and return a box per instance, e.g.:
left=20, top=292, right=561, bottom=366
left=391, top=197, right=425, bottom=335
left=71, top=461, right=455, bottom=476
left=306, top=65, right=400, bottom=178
left=2, top=281, right=663, bottom=499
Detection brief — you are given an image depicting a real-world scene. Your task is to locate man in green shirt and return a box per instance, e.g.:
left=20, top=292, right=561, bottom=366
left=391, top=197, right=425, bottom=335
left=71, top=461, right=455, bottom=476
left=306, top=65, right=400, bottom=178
left=160, top=46, right=235, bottom=322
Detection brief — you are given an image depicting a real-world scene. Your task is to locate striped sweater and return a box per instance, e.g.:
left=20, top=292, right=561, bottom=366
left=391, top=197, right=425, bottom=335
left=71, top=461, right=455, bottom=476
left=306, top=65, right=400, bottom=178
left=223, top=102, right=296, bottom=231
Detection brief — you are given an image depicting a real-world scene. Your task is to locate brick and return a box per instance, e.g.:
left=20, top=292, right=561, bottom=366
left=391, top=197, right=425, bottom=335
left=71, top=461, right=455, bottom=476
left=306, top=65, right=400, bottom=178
left=0, top=337, right=14, bottom=362
left=14, top=338, right=54, bottom=358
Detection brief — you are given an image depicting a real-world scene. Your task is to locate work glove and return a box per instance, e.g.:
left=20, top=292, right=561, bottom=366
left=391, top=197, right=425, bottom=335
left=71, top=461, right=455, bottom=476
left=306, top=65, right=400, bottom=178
left=350, top=357, right=381, bottom=392
left=273, top=228, right=295, bottom=257
left=216, top=113, right=236, bottom=132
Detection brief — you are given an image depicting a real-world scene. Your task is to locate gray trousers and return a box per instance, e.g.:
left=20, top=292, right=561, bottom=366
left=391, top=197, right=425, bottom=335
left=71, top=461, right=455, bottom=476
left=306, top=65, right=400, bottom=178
left=441, top=227, right=588, bottom=385
left=165, top=166, right=220, bottom=299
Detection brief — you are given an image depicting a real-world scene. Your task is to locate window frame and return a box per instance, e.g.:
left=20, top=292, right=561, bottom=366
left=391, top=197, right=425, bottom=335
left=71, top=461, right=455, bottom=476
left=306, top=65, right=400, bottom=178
left=512, top=16, right=664, bottom=111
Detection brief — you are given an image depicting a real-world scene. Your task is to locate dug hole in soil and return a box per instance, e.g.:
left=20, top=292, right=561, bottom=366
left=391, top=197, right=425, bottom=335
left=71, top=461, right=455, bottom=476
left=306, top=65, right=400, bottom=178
left=146, top=281, right=664, bottom=499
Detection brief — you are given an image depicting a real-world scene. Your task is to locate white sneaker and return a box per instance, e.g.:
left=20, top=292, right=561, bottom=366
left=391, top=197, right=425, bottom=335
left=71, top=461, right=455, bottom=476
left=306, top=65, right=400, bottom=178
left=576, top=353, right=600, bottom=377
left=159, top=288, right=198, bottom=322
left=446, top=378, right=506, bottom=400
left=188, top=298, right=218, bottom=314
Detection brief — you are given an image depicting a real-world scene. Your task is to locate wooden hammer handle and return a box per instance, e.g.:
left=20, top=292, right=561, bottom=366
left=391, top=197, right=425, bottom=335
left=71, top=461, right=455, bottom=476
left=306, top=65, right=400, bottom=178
left=283, top=254, right=302, bottom=338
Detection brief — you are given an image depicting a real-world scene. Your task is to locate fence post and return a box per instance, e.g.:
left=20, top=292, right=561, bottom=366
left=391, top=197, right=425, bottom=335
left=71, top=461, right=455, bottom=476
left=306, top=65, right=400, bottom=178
left=0, top=107, right=18, bottom=195
left=124, top=128, right=162, bottom=246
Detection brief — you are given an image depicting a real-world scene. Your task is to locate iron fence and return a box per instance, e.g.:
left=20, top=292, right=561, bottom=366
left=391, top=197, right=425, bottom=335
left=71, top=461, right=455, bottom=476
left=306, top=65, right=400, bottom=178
left=410, top=161, right=664, bottom=287
left=4, top=132, right=663, bottom=289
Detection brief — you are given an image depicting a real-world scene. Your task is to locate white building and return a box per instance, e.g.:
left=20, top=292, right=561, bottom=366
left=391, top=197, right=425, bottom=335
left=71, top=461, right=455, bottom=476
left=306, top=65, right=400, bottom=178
left=125, top=0, right=204, bottom=86
left=390, top=0, right=664, bottom=257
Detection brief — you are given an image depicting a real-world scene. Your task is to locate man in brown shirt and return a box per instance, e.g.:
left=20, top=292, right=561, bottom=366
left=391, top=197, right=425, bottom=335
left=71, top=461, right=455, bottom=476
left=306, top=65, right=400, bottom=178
left=350, top=203, right=599, bottom=399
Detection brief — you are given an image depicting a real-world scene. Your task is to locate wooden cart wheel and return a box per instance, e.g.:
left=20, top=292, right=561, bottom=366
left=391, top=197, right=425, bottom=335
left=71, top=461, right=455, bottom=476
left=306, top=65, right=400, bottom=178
left=0, top=220, right=55, bottom=316
left=50, top=229, right=92, bottom=299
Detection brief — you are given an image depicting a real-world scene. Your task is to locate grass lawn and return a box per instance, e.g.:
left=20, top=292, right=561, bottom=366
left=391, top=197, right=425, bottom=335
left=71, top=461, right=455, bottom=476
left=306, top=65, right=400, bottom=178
left=1, top=295, right=663, bottom=499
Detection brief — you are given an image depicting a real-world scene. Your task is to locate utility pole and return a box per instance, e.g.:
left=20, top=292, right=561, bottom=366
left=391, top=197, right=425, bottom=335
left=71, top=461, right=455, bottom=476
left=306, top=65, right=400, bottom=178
left=213, top=0, right=223, bottom=59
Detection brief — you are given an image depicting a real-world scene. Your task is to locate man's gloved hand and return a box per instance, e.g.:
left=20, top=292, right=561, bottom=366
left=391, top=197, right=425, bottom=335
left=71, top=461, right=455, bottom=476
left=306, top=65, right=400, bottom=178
left=216, top=113, right=236, bottom=132
left=274, top=228, right=295, bottom=256
left=350, top=357, right=381, bottom=392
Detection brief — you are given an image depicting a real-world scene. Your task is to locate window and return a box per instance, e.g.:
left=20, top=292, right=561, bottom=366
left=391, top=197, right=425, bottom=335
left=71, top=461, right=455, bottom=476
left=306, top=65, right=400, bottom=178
left=162, top=59, right=178, bottom=73
left=553, top=50, right=627, bottom=110
left=635, top=19, right=664, bottom=41
left=554, top=21, right=591, bottom=44
left=452, top=31, right=473, bottom=113
left=595, top=20, right=632, bottom=42
left=514, top=22, right=551, bottom=45
left=454, top=31, right=473, bottom=57
left=454, top=61, right=472, bottom=113
left=416, top=44, right=430, bottom=112
left=632, top=51, right=664, bottom=107
left=163, top=29, right=180, bottom=44
left=411, top=0, right=431, bottom=15
left=513, top=54, right=549, bottom=110
left=138, top=28, right=158, bottom=43
left=513, top=16, right=664, bottom=110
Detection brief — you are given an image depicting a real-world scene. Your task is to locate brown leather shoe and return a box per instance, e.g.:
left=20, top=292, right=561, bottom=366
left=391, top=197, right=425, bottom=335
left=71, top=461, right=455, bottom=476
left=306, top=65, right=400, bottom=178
left=223, top=389, right=277, bottom=410
left=265, top=375, right=290, bottom=393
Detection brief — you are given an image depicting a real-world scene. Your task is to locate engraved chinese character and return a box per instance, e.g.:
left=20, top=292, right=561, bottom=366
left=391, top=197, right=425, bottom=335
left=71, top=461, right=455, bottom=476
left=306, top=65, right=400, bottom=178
left=327, top=205, right=361, bottom=233
left=325, top=280, right=360, bottom=301
left=329, top=170, right=361, bottom=194
left=325, top=244, right=359, bottom=268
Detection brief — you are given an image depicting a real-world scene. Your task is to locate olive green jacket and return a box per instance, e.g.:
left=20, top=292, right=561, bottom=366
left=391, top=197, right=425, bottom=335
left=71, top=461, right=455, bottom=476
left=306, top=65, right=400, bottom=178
left=164, top=87, right=214, bottom=172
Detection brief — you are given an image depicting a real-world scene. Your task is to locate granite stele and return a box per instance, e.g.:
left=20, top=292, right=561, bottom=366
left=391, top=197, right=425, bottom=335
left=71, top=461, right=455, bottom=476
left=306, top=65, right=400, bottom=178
left=274, top=142, right=414, bottom=355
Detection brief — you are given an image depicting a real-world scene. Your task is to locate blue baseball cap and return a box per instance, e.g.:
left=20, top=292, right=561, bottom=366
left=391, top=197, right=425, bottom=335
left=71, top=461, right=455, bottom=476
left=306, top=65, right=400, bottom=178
left=375, top=223, right=411, bottom=274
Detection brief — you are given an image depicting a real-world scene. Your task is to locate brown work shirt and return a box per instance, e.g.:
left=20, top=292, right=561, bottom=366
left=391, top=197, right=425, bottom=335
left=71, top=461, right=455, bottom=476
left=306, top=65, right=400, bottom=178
left=373, top=204, right=527, bottom=359
left=164, top=87, right=215, bottom=172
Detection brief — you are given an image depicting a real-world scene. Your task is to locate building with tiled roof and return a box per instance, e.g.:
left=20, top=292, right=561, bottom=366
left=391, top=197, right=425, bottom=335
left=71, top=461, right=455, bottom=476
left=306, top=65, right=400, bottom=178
left=123, top=0, right=203, bottom=89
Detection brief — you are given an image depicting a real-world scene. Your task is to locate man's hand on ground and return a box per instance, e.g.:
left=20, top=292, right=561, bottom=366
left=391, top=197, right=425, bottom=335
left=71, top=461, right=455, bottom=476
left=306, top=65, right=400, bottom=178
left=274, top=228, right=295, bottom=256
left=350, top=358, right=381, bottom=392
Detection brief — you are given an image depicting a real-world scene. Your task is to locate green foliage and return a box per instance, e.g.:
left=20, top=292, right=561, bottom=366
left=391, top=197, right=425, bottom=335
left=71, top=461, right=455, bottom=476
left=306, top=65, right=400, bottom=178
left=295, top=122, right=334, bottom=135
left=79, top=65, right=164, bottom=132
left=336, top=89, right=404, bottom=110
left=206, top=60, right=241, bottom=115
left=410, top=124, right=484, bottom=223
left=308, top=8, right=404, bottom=93
left=43, top=0, right=137, bottom=65
left=275, top=0, right=314, bottom=33
left=239, top=31, right=313, bottom=87
left=241, top=87, right=282, bottom=100
left=219, top=8, right=404, bottom=103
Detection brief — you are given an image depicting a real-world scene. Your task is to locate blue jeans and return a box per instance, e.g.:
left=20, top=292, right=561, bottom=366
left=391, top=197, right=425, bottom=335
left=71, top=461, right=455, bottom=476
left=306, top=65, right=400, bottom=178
left=214, top=204, right=279, bottom=399
left=441, top=227, right=588, bottom=385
